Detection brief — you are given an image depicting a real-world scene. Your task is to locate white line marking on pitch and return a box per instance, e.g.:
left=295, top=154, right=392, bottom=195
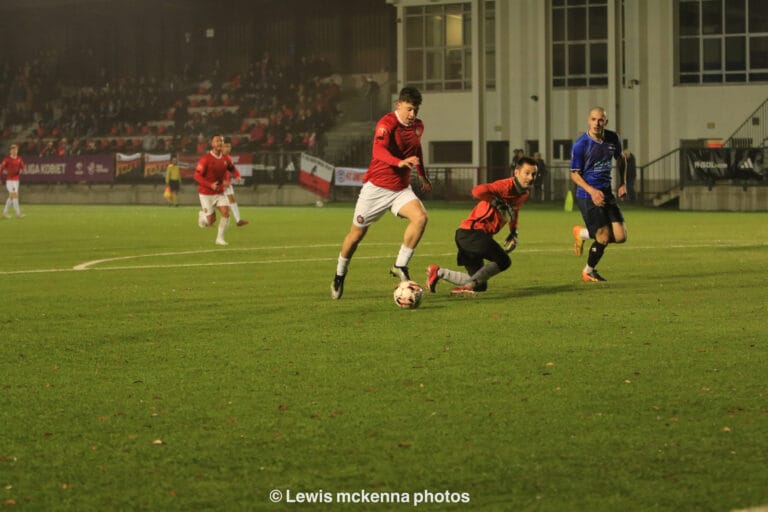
left=0, top=241, right=764, bottom=276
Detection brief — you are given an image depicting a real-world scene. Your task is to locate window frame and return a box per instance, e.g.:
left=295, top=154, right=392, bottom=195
left=404, top=3, right=475, bottom=92
left=552, top=0, right=609, bottom=88
left=676, top=0, right=768, bottom=85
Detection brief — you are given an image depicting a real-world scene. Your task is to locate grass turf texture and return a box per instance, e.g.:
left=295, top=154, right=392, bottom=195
left=1, top=203, right=767, bottom=511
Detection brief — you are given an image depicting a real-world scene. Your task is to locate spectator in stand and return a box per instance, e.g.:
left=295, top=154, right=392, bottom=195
left=39, top=140, right=55, bottom=157
left=141, top=126, right=158, bottom=152
left=173, top=99, right=189, bottom=135
left=362, top=74, right=380, bottom=121
left=57, top=138, right=71, bottom=156
left=249, top=121, right=266, bottom=148
left=195, top=133, right=207, bottom=154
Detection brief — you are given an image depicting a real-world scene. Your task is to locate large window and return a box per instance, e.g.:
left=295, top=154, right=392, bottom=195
left=405, top=3, right=472, bottom=91
left=552, top=0, right=609, bottom=87
left=677, top=0, right=768, bottom=84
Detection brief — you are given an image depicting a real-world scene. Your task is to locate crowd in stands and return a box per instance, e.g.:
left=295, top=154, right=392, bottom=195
left=1, top=49, right=341, bottom=158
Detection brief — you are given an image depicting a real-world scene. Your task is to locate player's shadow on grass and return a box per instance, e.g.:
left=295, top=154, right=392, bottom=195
left=494, top=283, right=586, bottom=299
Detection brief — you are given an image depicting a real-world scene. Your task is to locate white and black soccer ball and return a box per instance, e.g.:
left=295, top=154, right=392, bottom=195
left=393, top=280, right=424, bottom=309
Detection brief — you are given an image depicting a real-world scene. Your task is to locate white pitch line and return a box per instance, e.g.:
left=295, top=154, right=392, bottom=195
left=0, top=241, right=764, bottom=276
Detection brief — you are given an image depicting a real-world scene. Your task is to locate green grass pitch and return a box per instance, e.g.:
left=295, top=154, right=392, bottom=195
left=1, top=203, right=767, bottom=511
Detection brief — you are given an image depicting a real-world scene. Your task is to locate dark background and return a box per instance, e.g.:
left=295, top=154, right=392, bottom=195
left=0, top=0, right=396, bottom=84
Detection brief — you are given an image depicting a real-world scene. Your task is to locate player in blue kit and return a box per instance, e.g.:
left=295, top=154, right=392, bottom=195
left=570, top=107, right=628, bottom=282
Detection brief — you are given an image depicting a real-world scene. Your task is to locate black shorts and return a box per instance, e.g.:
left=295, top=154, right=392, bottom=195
left=454, top=228, right=510, bottom=275
left=168, top=179, right=181, bottom=192
left=577, top=191, right=624, bottom=237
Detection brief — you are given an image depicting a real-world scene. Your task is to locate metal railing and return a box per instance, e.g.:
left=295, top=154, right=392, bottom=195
left=723, top=97, right=768, bottom=149
left=636, top=148, right=682, bottom=204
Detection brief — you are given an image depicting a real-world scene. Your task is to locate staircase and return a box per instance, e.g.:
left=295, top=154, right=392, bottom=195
left=643, top=96, right=768, bottom=207
left=321, top=120, right=375, bottom=168
left=723, top=96, right=768, bottom=148
left=651, top=185, right=683, bottom=207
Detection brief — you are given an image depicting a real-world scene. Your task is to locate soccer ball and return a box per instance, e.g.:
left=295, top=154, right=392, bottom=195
left=393, top=280, right=424, bottom=309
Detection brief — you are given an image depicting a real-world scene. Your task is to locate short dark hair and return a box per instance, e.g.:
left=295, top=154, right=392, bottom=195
left=398, top=86, right=422, bottom=107
left=515, top=156, right=537, bottom=169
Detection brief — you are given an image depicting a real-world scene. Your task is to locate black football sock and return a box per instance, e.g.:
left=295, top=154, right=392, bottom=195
left=587, top=241, right=606, bottom=268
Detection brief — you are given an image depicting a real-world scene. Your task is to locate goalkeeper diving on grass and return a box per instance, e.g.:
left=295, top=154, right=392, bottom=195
left=426, top=156, right=537, bottom=297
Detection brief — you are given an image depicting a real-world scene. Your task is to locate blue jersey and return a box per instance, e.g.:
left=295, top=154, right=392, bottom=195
left=570, top=129, right=622, bottom=199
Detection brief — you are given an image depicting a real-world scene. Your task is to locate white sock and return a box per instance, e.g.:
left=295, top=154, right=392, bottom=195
left=439, top=268, right=473, bottom=286
left=394, top=245, right=414, bottom=268
left=336, top=255, right=350, bottom=276
left=584, top=264, right=594, bottom=273
left=579, top=228, right=589, bottom=239
left=230, top=202, right=241, bottom=222
left=217, top=216, right=230, bottom=240
left=12, top=198, right=20, bottom=214
left=3, top=198, right=10, bottom=213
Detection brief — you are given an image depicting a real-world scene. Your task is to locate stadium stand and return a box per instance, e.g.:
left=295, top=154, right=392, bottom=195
left=3, top=49, right=340, bottom=159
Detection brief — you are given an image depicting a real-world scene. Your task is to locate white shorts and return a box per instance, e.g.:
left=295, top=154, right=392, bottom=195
left=352, top=182, right=420, bottom=227
left=6, top=180, right=19, bottom=194
left=199, top=193, right=230, bottom=214
left=224, top=185, right=235, bottom=196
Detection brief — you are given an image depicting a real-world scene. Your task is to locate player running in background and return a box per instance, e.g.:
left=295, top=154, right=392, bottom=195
left=194, top=134, right=234, bottom=246
left=1, top=144, right=26, bottom=218
left=570, top=106, right=627, bottom=282
left=331, top=86, right=432, bottom=299
left=221, top=137, right=249, bottom=227
left=426, top=157, right=537, bottom=297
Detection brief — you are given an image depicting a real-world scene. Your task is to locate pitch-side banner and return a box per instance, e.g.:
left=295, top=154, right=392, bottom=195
left=229, top=153, right=254, bottom=178
left=684, top=148, right=767, bottom=183
left=115, top=152, right=143, bottom=180
left=299, top=153, right=333, bottom=197
left=144, top=153, right=172, bottom=178
left=23, top=155, right=114, bottom=183
left=335, top=167, right=366, bottom=187
left=177, top=155, right=199, bottom=179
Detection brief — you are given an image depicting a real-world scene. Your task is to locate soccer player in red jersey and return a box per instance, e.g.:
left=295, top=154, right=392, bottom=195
left=425, top=157, right=538, bottom=296
left=1, top=144, right=26, bottom=218
left=331, top=87, right=432, bottom=299
left=194, top=134, right=235, bottom=245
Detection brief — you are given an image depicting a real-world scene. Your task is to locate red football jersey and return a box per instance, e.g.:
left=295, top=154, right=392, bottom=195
left=1, top=156, right=25, bottom=181
left=194, top=151, right=234, bottom=195
left=363, top=111, right=425, bottom=191
left=458, top=178, right=530, bottom=235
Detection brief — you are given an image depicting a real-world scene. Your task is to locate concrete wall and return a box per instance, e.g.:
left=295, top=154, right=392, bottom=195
left=680, top=186, right=768, bottom=212
left=22, top=184, right=322, bottom=206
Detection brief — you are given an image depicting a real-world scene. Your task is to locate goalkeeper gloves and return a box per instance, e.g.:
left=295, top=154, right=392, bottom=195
left=504, top=229, right=518, bottom=252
